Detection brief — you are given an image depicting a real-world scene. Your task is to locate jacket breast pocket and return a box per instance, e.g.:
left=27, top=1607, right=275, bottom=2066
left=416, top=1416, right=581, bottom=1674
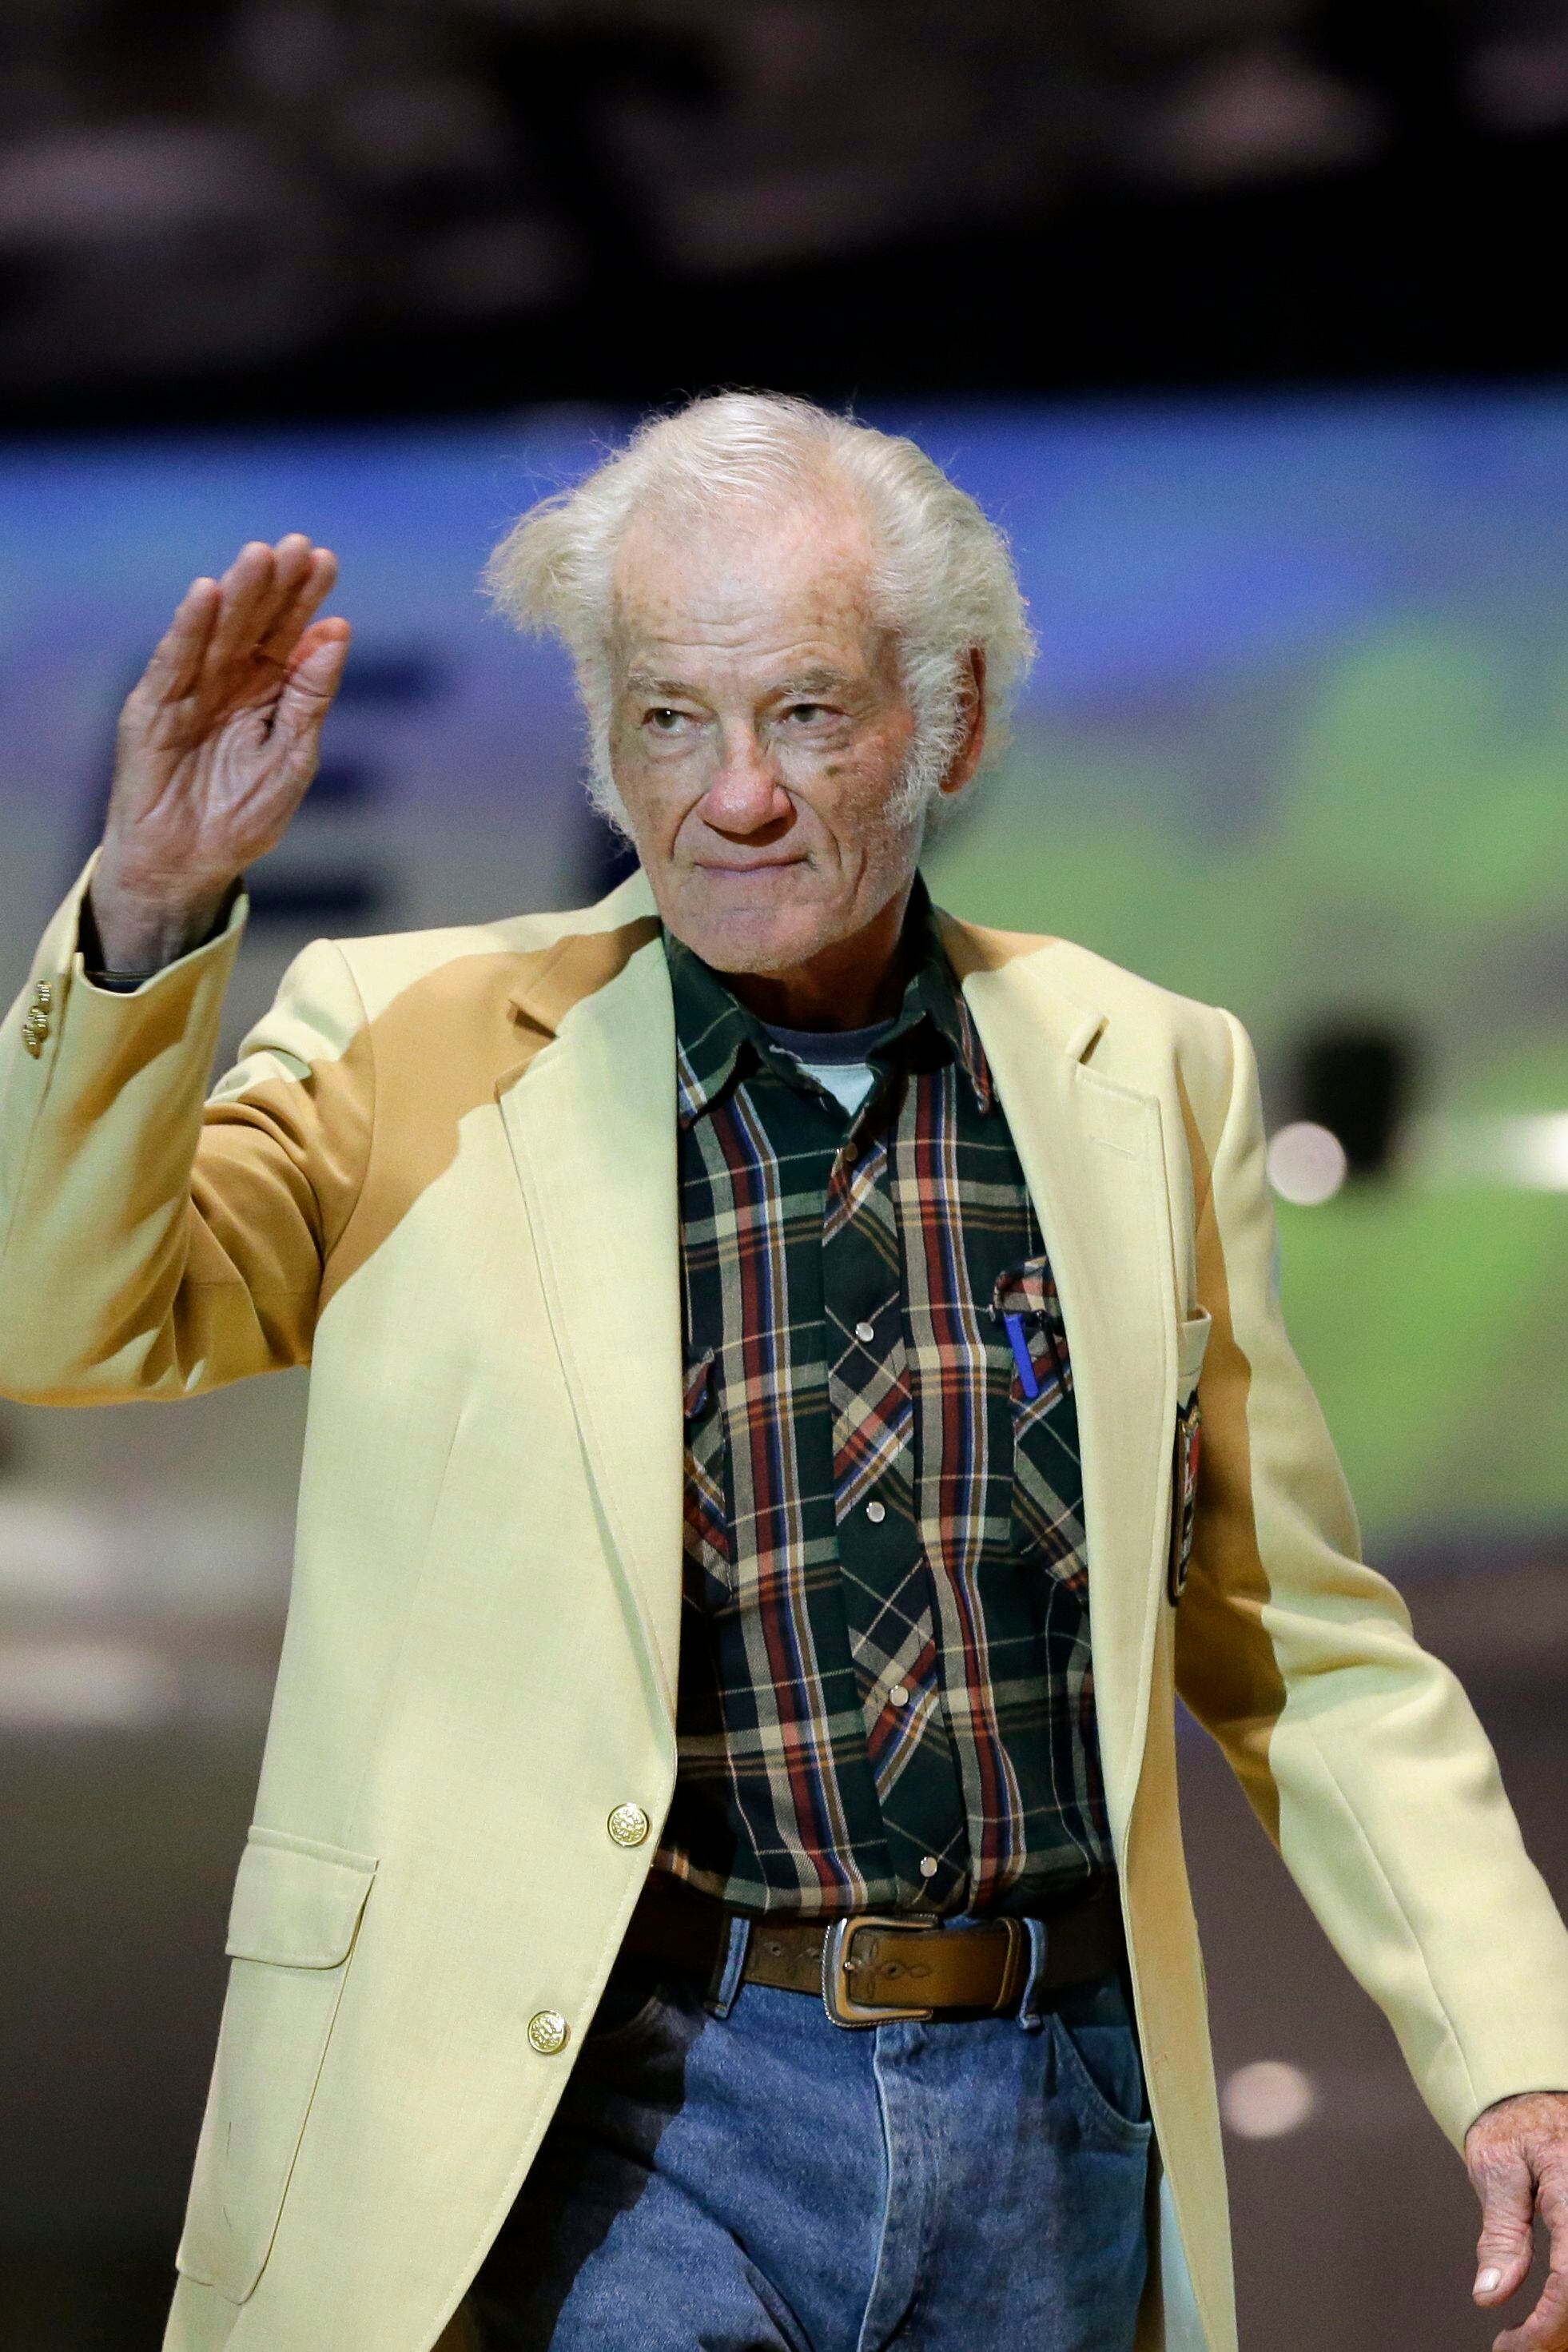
left=175, top=1827, right=377, bottom=2304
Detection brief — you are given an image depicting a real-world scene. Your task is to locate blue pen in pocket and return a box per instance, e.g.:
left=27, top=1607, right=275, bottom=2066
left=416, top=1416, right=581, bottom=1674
left=993, top=1256, right=1070, bottom=1408
left=1003, top=1311, right=1040, bottom=1399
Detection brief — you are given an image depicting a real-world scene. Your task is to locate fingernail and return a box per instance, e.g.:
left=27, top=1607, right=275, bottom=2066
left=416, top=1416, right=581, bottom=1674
left=1476, top=2267, right=1502, bottom=2294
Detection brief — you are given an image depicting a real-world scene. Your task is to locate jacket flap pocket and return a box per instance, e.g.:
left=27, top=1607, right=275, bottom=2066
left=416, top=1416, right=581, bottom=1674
left=1176, top=1308, right=1212, bottom=1403
left=225, top=1831, right=378, bottom=1968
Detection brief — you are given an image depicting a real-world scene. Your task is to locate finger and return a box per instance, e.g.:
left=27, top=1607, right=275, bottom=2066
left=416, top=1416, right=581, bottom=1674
left=202, top=540, right=281, bottom=679
left=1506, top=2174, right=1568, bottom=2352
left=271, top=620, right=352, bottom=776
left=217, top=531, right=312, bottom=678
left=249, top=531, right=318, bottom=652
left=135, top=577, right=221, bottom=706
left=1475, top=2150, right=1538, bottom=2306
left=257, top=545, right=340, bottom=666
left=285, top=615, right=351, bottom=679
left=1493, top=2260, right=1568, bottom=2352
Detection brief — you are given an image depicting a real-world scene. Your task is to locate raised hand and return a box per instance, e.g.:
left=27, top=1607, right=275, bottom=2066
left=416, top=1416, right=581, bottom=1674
left=90, top=533, right=351, bottom=973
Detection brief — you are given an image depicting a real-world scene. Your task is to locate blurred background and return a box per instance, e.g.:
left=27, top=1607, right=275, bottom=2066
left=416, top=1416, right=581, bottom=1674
left=1, top=3, right=1566, bottom=2347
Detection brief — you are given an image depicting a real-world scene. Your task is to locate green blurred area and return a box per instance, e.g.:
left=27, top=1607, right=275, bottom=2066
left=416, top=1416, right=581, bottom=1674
left=927, top=618, right=1568, bottom=1549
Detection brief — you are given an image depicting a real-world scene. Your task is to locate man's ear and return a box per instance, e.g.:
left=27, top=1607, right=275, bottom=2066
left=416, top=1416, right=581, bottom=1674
left=940, top=647, right=988, bottom=798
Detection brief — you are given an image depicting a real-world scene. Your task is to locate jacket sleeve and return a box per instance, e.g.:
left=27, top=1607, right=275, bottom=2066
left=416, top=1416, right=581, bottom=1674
left=0, top=866, right=373, bottom=1403
left=1176, top=1007, right=1568, bottom=2148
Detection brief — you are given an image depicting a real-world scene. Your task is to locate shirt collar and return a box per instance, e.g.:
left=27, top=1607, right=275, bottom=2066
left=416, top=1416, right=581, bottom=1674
left=666, top=875, right=993, bottom=1127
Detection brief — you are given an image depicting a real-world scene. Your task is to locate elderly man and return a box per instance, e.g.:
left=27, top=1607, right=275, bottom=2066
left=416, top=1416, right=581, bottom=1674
left=2, top=392, right=1567, bottom=2352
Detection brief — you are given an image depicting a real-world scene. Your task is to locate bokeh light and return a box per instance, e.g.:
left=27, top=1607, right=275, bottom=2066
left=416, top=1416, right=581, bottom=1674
left=1222, top=2060, right=1319, bottom=2139
left=1266, top=1121, right=1350, bottom=1207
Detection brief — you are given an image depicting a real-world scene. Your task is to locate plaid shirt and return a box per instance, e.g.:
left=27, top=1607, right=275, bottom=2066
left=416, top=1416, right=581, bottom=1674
left=656, top=885, right=1112, bottom=1918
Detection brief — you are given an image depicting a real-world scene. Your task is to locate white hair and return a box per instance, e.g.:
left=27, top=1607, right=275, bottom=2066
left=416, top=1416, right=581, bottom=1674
left=484, top=391, right=1037, bottom=833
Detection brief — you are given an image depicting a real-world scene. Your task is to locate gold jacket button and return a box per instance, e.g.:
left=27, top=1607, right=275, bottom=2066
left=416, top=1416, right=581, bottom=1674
left=22, top=982, right=56, bottom=1053
left=527, top=2010, right=570, bottom=2056
left=607, top=1802, right=651, bottom=1849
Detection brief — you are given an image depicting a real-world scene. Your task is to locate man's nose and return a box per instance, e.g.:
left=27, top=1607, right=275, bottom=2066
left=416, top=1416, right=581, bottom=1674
left=702, top=734, right=790, bottom=837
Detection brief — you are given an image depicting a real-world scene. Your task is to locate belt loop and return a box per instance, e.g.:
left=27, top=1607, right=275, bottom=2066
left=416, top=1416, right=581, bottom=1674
left=1016, top=1916, right=1049, bottom=2033
left=705, top=1913, right=751, bottom=2018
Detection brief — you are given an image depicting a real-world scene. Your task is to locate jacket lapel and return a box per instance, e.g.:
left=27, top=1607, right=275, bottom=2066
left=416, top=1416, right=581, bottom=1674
left=942, top=916, right=1178, bottom=1847
left=495, top=903, right=685, bottom=1725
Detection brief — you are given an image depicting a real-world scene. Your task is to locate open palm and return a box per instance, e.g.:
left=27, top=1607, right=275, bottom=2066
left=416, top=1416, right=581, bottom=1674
left=95, top=533, right=351, bottom=966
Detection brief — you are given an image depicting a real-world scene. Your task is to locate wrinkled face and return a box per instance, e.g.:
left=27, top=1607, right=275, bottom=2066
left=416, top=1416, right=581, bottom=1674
left=606, top=492, right=926, bottom=977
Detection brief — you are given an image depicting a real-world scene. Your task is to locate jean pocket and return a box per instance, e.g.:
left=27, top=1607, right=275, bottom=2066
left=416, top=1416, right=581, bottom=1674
left=581, top=1968, right=686, bottom=2059
left=1049, top=2008, right=1152, bottom=2151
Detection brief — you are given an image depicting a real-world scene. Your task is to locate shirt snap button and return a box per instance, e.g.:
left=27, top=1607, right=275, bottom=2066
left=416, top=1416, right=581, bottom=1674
left=889, top=1684, right=910, bottom=1707
left=854, top=1320, right=876, bottom=1344
left=866, top=1498, right=886, bottom=1525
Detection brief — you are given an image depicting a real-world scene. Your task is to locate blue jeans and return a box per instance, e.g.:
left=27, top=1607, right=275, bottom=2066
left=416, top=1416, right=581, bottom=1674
left=467, top=1946, right=1152, bottom=2351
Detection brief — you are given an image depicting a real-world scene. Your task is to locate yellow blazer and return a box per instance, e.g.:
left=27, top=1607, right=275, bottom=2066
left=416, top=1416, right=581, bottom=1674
left=4, top=862, right=1567, bottom=2352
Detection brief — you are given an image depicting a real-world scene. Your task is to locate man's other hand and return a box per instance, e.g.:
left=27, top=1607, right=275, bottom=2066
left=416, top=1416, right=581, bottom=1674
left=1469, top=2090, right=1568, bottom=2349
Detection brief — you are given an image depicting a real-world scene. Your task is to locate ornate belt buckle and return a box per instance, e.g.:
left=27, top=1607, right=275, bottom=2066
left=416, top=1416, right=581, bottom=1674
left=822, top=1913, right=937, bottom=2029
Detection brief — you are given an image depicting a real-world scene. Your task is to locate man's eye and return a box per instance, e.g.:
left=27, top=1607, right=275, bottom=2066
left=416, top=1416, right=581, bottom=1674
left=647, top=707, right=685, bottom=732
left=786, top=702, right=828, bottom=724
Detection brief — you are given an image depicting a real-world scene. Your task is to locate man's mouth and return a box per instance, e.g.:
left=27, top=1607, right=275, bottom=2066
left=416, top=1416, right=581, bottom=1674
left=693, top=858, right=806, bottom=881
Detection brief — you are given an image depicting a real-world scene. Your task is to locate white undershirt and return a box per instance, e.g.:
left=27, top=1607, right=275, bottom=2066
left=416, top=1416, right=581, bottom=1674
left=783, top=1057, right=878, bottom=1116
left=760, top=1017, right=894, bottom=1119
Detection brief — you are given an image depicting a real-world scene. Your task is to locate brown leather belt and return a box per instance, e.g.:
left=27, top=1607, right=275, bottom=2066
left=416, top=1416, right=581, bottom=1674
left=625, top=1873, right=1124, bottom=2029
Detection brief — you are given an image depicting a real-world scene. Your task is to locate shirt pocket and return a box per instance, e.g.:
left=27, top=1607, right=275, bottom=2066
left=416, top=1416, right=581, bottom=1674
left=683, top=1349, right=734, bottom=1608
left=993, top=1256, right=1072, bottom=1433
left=993, top=1256, right=1085, bottom=1581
